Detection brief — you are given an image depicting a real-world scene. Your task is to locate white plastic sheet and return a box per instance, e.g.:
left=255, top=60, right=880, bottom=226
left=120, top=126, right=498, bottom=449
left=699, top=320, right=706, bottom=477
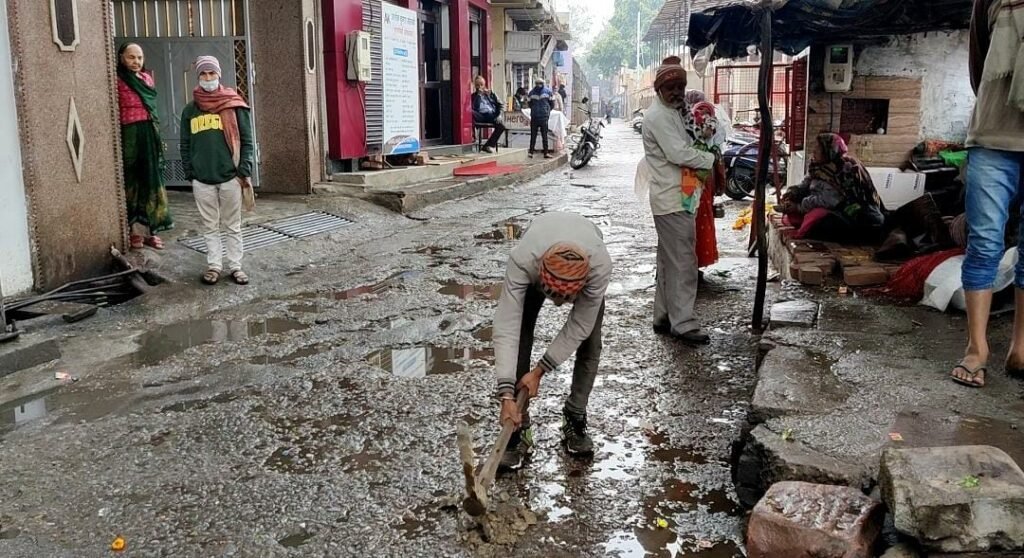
left=921, top=249, right=1018, bottom=312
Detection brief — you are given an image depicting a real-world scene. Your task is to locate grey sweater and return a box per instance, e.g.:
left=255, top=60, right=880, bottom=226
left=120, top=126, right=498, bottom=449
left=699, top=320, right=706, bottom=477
left=494, top=212, right=613, bottom=396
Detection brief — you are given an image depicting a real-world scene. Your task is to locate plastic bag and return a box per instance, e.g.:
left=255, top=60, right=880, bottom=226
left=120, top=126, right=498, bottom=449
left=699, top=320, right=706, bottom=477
left=921, top=248, right=1017, bottom=312
left=240, top=177, right=256, bottom=213
left=634, top=157, right=651, bottom=201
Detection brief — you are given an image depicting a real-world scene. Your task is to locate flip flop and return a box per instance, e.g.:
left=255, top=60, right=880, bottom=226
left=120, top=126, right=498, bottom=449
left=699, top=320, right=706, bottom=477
left=230, top=270, right=250, bottom=286
left=1006, top=358, right=1024, bottom=379
left=144, top=236, right=165, bottom=250
left=950, top=361, right=987, bottom=388
left=129, top=234, right=144, bottom=250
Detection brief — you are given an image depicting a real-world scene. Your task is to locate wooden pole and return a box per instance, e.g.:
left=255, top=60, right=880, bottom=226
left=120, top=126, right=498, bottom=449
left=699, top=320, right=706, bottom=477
left=752, top=2, right=773, bottom=331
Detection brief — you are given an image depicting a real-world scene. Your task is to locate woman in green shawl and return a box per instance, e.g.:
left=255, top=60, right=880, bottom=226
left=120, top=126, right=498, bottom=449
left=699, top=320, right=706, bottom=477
left=117, top=43, right=173, bottom=249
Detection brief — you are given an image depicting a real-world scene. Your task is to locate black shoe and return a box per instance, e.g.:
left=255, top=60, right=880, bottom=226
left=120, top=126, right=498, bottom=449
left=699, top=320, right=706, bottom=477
left=653, top=322, right=671, bottom=335
left=481, top=146, right=494, bottom=153
left=675, top=329, right=711, bottom=346
left=498, top=426, right=534, bottom=471
left=561, top=410, right=594, bottom=456
left=528, top=151, right=535, bottom=158
left=544, top=153, right=554, bottom=159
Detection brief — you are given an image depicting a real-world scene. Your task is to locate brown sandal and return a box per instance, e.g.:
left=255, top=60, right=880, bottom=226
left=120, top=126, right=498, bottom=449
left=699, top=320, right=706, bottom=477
left=201, top=269, right=221, bottom=285
left=144, top=236, right=165, bottom=250
left=230, top=270, right=249, bottom=285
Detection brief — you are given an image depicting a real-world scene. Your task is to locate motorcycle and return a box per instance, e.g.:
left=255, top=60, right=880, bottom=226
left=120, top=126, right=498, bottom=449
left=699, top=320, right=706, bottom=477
left=721, top=128, right=789, bottom=201
left=570, top=97, right=604, bottom=170
left=631, top=109, right=644, bottom=134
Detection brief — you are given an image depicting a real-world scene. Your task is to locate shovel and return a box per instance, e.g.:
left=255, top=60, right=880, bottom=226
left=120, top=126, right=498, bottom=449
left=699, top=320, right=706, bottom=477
left=457, top=389, right=530, bottom=517
left=0, top=271, right=20, bottom=343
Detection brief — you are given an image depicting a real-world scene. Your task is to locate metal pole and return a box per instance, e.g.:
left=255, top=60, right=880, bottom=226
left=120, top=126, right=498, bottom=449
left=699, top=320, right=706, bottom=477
left=752, top=2, right=773, bottom=331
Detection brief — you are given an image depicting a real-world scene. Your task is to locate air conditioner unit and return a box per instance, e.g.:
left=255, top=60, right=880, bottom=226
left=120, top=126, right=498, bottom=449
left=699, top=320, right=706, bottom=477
left=824, top=44, right=853, bottom=92
left=346, top=31, right=372, bottom=83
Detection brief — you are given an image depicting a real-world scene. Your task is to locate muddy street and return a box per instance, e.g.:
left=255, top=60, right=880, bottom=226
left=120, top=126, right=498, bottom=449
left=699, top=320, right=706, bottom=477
left=0, top=125, right=759, bottom=557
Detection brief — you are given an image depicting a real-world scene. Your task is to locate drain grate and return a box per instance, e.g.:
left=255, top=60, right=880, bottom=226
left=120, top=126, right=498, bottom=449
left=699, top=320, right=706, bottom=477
left=179, top=226, right=292, bottom=254
left=178, top=212, right=355, bottom=254
left=261, top=211, right=354, bottom=238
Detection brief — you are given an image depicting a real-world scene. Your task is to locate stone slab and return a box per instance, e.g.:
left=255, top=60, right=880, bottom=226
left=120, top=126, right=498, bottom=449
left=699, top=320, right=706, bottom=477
left=769, top=300, right=819, bottom=328
left=747, top=481, right=884, bottom=558
left=880, top=445, right=1024, bottom=553
left=752, top=346, right=851, bottom=423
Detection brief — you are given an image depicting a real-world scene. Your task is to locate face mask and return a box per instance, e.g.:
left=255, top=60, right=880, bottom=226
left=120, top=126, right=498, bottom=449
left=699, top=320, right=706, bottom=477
left=199, top=78, right=219, bottom=92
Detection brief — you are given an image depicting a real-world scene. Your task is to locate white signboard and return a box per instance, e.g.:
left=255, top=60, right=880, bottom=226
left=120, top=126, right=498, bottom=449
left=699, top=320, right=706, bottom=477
left=382, top=2, right=420, bottom=155
left=591, top=85, right=601, bottom=110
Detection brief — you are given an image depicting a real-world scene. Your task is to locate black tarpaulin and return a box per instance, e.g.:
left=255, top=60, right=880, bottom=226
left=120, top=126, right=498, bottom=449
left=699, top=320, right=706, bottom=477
left=687, top=0, right=973, bottom=60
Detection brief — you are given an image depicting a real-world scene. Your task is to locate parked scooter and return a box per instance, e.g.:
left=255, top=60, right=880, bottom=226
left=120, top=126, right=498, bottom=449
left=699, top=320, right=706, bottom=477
left=570, top=97, right=604, bottom=170
left=630, top=109, right=644, bottom=134
left=721, top=130, right=789, bottom=200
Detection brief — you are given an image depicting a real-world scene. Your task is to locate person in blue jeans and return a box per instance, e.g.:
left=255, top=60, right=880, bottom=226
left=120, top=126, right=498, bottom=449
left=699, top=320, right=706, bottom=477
left=528, top=78, right=554, bottom=158
left=951, top=0, right=1024, bottom=388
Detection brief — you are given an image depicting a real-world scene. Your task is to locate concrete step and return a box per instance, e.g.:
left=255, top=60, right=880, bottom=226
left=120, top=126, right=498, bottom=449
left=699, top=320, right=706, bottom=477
left=320, top=149, right=529, bottom=191
left=316, top=153, right=566, bottom=214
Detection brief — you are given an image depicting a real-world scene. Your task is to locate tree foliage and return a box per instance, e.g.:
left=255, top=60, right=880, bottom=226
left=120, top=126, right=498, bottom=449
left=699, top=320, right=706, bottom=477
left=583, top=0, right=663, bottom=80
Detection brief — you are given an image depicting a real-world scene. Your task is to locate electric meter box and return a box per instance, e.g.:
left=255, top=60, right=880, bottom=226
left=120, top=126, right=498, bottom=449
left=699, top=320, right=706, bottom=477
left=346, top=31, right=372, bottom=82
left=824, top=44, right=853, bottom=92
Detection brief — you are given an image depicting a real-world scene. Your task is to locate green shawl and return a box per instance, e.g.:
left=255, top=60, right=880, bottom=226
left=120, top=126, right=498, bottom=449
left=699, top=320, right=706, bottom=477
left=117, top=65, right=160, bottom=123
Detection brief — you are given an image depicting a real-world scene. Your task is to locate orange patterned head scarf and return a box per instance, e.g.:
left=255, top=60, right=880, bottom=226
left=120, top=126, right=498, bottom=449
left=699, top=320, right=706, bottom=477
left=539, top=242, right=590, bottom=301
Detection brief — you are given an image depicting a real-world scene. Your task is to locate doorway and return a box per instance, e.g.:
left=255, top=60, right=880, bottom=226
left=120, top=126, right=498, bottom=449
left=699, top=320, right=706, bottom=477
left=112, top=0, right=258, bottom=187
left=419, top=0, right=452, bottom=145
left=0, top=0, right=33, bottom=294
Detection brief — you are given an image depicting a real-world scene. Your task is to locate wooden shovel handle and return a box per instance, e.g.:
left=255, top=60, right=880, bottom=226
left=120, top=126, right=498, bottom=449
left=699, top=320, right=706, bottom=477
left=476, top=389, right=530, bottom=490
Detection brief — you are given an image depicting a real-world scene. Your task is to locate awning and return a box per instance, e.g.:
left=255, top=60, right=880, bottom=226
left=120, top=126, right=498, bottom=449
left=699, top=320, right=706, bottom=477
left=687, top=0, right=973, bottom=60
left=506, top=31, right=543, bottom=64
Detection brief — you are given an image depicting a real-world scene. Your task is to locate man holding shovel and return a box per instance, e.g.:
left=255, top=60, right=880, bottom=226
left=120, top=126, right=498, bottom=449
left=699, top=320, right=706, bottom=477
left=493, top=212, right=612, bottom=470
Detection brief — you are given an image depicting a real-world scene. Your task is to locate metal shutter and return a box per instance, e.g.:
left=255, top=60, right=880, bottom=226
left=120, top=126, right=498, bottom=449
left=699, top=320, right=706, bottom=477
left=363, top=0, right=386, bottom=152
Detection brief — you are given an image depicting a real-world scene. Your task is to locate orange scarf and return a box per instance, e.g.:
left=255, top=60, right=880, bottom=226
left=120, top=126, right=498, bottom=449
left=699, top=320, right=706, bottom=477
left=192, top=86, right=249, bottom=167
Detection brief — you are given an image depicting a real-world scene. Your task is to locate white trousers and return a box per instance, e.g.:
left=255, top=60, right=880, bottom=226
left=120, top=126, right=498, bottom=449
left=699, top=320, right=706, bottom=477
left=193, top=178, right=243, bottom=272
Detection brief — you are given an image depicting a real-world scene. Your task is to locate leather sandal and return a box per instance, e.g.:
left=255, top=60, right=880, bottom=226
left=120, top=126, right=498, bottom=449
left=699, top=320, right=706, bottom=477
left=230, top=270, right=250, bottom=285
left=144, top=236, right=165, bottom=250
left=201, top=269, right=221, bottom=285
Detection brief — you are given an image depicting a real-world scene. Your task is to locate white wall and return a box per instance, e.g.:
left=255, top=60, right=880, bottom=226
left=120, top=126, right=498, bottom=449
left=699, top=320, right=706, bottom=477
left=855, top=31, right=973, bottom=142
left=0, top=0, right=35, bottom=295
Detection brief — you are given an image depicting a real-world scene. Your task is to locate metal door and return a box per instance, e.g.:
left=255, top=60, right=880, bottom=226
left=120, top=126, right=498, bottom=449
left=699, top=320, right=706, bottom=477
left=113, top=0, right=258, bottom=187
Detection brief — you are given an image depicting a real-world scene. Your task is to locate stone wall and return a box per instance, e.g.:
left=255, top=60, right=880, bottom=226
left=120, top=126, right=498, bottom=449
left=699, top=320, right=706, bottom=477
left=7, top=0, right=127, bottom=290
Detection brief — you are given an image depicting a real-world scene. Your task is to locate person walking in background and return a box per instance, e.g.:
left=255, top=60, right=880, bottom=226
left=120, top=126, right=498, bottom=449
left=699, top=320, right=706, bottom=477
left=180, top=55, right=255, bottom=287
left=471, top=76, right=506, bottom=154
left=950, top=0, right=1024, bottom=388
left=116, top=43, right=173, bottom=250
left=641, top=56, right=716, bottom=345
left=528, top=78, right=555, bottom=159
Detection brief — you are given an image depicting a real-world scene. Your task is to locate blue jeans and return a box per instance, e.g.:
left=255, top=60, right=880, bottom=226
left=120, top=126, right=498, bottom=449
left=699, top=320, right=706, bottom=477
left=963, top=147, right=1024, bottom=291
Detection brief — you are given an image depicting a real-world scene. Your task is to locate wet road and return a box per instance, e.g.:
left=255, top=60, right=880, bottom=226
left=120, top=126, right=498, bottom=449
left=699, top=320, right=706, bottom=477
left=0, top=125, right=758, bottom=557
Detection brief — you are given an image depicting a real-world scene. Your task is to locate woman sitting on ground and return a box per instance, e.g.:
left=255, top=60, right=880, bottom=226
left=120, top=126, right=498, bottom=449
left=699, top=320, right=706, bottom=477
left=779, top=133, right=884, bottom=241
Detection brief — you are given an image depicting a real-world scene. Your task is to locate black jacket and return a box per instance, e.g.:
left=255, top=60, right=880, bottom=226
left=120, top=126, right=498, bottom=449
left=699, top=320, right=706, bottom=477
left=472, top=90, right=503, bottom=124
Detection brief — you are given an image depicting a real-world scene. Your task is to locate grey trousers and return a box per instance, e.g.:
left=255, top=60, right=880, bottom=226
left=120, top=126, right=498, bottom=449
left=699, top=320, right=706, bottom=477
left=654, top=211, right=699, bottom=335
left=517, top=285, right=605, bottom=424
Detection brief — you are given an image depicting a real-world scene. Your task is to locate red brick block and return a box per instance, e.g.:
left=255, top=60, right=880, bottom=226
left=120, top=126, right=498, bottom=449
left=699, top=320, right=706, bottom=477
left=844, top=266, right=888, bottom=287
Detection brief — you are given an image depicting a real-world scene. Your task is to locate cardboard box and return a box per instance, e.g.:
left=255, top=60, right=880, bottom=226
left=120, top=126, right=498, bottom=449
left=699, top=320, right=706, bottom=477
left=866, top=167, right=926, bottom=210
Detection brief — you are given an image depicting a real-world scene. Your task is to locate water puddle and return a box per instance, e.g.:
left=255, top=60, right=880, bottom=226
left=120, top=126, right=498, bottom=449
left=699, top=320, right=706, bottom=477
left=531, top=482, right=574, bottom=522
left=605, top=532, right=742, bottom=557
left=366, top=345, right=494, bottom=378
left=277, top=531, right=314, bottom=548
left=889, top=407, right=1024, bottom=467
left=133, top=318, right=309, bottom=367
left=475, top=222, right=525, bottom=242
left=249, top=344, right=330, bottom=366
left=397, top=502, right=448, bottom=539
left=437, top=281, right=503, bottom=301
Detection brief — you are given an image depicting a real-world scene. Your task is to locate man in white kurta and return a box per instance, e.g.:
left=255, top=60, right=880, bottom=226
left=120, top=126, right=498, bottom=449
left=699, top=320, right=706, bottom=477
left=641, top=56, right=716, bottom=345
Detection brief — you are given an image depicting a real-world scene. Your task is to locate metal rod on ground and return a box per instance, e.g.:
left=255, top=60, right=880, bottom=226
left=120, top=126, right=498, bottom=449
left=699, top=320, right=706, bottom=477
left=752, top=1, right=773, bottom=331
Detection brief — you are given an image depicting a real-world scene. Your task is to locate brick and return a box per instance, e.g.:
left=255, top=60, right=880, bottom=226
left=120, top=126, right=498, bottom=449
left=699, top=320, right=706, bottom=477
left=798, top=265, right=824, bottom=286
left=844, top=266, right=888, bottom=287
